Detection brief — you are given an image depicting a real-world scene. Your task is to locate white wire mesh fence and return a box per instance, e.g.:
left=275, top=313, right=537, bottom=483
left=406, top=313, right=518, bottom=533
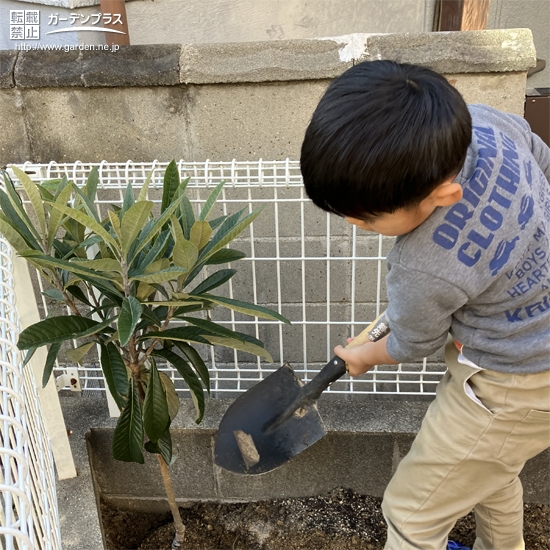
left=0, top=238, right=62, bottom=550
left=6, top=160, right=446, bottom=398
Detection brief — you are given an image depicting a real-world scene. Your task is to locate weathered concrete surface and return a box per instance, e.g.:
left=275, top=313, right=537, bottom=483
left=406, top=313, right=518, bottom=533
left=20, top=86, right=191, bottom=163
left=0, top=50, right=17, bottom=88
left=446, top=72, right=529, bottom=117
left=0, top=89, right=31, bottom=162
left=0, top=29, right=537, bottom=165
left=365, top=29, right=536, bottom=75
left=487, top=0, right=550, bottom=89
left=127, top=0, right=432, bottom=45
left=180, top=40, right=351, bottom=84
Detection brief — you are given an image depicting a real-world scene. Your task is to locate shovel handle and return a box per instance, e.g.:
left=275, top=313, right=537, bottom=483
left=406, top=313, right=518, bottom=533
left=265, top=312, right=391, bottom=433
left=300, top=311, right=391, bottom=402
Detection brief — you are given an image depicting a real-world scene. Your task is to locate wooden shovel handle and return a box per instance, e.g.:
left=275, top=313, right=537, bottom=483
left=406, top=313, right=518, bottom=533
left=345, top=311, right=391, bottom=349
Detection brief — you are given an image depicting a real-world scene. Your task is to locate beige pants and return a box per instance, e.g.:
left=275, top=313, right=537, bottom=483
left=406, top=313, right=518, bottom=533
left=382, top=337, right=550, bottom=550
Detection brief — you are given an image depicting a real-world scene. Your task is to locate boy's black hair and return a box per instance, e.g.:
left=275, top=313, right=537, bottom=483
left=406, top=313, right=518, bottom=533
left=300, top=60, right=472, bottom=219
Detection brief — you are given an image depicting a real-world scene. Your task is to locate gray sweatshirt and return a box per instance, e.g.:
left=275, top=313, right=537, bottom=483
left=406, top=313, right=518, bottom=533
left=385, top=104, right=550, bottom=373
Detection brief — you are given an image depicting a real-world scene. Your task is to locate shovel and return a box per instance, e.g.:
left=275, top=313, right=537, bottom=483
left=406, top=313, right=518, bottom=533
left=214, top=312, right=390, bottom=475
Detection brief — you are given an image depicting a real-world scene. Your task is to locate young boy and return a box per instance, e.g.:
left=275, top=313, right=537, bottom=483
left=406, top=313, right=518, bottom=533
left=300, top=60, right=550, bottom=550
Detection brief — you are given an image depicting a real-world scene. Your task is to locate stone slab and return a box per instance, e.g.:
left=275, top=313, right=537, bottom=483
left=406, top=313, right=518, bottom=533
left=81, top=45, right=181, bottom=87
left=15, top=50, right=83, bottom=88
left=366, top=28, right=537, bottom=75
left=0, top=50, right=17, bottom=89
left=180, top=40, right=351, bottom=84
left=10, top=29, right=536, bottom=90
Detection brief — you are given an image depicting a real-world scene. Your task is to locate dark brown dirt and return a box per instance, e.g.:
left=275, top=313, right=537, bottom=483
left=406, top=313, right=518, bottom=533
left=101, top=488, right=550, bottom=550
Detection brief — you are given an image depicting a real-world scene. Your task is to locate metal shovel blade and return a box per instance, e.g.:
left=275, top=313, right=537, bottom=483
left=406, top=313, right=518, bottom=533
left=214, top=363, right=326, bottom=475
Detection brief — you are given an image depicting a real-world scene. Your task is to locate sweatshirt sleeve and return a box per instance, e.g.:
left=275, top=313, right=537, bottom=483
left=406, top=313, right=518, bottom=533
left=385, top=261, right=469, bottom=363
left=498, top=109, right=550, bottom=183
left=530, top=132, right=550, bottom=183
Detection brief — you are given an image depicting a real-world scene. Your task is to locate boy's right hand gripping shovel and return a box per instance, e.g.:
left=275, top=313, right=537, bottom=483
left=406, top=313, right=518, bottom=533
left=214, top=312, right=391, bottom=475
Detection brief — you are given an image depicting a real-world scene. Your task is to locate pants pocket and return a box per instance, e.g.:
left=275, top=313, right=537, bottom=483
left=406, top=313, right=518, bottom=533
left=497, top=409, right=550, bottom=464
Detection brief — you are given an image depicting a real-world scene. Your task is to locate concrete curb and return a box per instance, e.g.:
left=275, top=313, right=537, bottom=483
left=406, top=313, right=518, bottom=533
left=57, top=395, right=549, bottom=549
left=4, top=29, right=536, bottom=90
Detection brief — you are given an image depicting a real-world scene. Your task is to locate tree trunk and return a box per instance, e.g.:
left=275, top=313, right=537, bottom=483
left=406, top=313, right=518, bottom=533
left=157, top=454, right=186, bottom=547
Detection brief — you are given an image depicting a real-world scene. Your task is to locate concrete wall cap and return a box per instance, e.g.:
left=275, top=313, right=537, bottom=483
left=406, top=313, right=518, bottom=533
left=0, top=50, right=18, bottom=89
left=6, top=28, right=536, bottom=89
left=13, top=44, right=181, bottom=89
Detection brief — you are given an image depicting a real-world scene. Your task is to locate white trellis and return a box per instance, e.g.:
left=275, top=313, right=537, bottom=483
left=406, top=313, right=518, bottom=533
left=0, top=237, right=62, bottom=550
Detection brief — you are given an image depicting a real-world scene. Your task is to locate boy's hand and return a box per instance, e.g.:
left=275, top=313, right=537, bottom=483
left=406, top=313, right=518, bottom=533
left=334, top=341, right=376, bottom=377
left=334, top=333, right=397, bottom=377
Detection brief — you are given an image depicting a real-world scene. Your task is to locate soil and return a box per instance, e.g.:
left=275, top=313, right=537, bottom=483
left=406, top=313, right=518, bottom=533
left=101, top=488, right=550, bottom=550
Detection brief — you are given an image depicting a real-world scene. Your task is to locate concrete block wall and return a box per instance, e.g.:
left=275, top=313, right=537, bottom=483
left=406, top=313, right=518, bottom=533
left=0, top=28, right=537, bottom=166
left=2, top=28, right=537, bottom=386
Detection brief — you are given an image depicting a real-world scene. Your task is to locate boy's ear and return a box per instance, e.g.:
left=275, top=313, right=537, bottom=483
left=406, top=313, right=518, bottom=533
left=428, top=181, right=463, bottom=207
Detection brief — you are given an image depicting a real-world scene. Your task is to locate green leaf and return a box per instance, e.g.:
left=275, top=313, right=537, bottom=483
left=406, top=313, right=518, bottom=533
left=159, top=372, right=180, bottom=421
left=66, top=284, right=92, bottom=307
left=192, top=293, right=291, bottom=324
left=17, top=315, right=114, bottom=350
left=118, top=296, right=143, bottom=347
left=204, top=248, right=247, bottom=265
left=49, top=202, right=119, bottom=250
left=18, top=252, right=118, bottom=291
left=41, top=289, right=65, bottom=302
left=112, top=379, right=144, bottom=464
left=100, top=343, right=129, bottom=410
left=180, top=317, right=244, bottom=342
left=108, top=210, right=122, bottom=242
left=161, top=160, right=180, bottom=212
left=180, top=196, right=195, bottom=239
left=71, top=258, right=122, bottom=273
left=141, top=326, right=212, bottom=345
left=143, top=360, right=170, bottom=442
left=132, top=195, right=186, bottom=258
left=11, top=166, right=46, bottom=236
left=136, top=229, right=171, bottom=270
left=0, top=218, right=32, bottom=254
left=200, top=208, right=263, bottom=262
left=22, top=347, right=37, bottom=368
left=144, top=429, right=173, bottom=465
left=199, top=180, right=225, bottom=221
left=121, top=183, right=135, bottom=216
left=65, top=342, right=94, bottom=364
left=39, top=178, right=63, bottom=194
left=47, top=183, right=73, bottom=249
left=71, top=183, right=100, bottom=222
left=42, top=342, right=61, bottom=388
left=137, top=170, right=153, bottom=202
left=130, top=267, right=187, bottom=285
left=190, top=269, right=236, bottom=295
left=84, top=167, right=99, bottom=201
left=204, top=335, right=273, bottom=362
left=173, top=341, right=210, bottom=393
left=172, top=238, right=198, bottom=272
left=153, top=348, right=205, bottom=423
left=189, top=221, right=212, bottom=251
left=142, top=300, right=204, bottom=307
left=121, top=201, right=153, bottom=257
left=0, top=189, right=42, bottom=250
